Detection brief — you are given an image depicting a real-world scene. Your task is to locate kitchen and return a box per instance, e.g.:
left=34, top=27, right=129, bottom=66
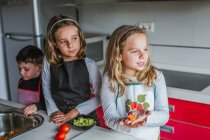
left=0, top=0, right=210, bottom=139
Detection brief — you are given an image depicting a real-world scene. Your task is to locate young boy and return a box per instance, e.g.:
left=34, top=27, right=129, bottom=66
left=16, top=45, right=46, bottom=116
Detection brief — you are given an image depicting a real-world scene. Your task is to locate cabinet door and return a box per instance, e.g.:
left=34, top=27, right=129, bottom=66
left=169, top=98, right=210, bottom=127
left=160, top=119, right=210, bottom=140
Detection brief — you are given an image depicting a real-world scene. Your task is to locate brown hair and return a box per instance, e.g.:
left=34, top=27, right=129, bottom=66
left=104, top=25, right=157, bottom=96
left=16, top=45, right=43, bottom=65
left=45, top=15, right=86, bottom=66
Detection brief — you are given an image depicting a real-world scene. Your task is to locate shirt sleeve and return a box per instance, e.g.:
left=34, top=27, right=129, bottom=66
left=101, top=74, right=131, bottom=133
left=42, top=57, right=59, bottom=116
left=145, top=71, right=169, bottom=126
left=75, top=59, right=102, bottom=115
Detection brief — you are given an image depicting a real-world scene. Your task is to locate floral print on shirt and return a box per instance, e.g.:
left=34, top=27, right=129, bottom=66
left=126, top=94, right=150, bottom=113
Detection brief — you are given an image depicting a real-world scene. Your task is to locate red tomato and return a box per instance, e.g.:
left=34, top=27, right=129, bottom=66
left=59, top=124, right=71, bottom=134
left=55, top=132, right=66, bottom=140
left=130, top=102, right=137, bottom=110
left=136, top=104, right=144, bottom=110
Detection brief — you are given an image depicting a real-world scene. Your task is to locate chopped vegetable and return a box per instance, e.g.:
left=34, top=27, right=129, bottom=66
left=128, top=115, right=137, bottom=121
left=73, top=117, right=96, bottom=127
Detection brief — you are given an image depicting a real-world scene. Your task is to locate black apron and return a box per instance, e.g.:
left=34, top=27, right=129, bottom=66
left=50, top=59, right=97, bottom=120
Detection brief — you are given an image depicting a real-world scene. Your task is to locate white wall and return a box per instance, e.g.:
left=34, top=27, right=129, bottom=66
left=78, top=1, right=210, bottom=74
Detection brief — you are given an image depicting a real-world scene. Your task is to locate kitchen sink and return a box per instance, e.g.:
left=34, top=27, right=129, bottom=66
left=0, top=108, right=44, bottom=140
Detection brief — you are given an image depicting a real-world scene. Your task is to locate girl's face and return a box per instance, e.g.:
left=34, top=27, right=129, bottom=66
left=54, top=25, right=81, bottom=61
left=120, top=33, right=148, bottom=76
left=18, top=62, right=41, bottom=80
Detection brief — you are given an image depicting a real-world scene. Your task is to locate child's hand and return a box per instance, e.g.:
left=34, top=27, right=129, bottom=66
left=65, top=108, right=80, bottom=121
left=120, top=110, right=151, bottom=128
left=129, top=110, right=151, bottom=126
left=23, top=104, right=37, bottom=116
left=50, top=111, right=66, bottom=125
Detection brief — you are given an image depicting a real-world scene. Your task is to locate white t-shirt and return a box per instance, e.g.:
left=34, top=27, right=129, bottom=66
left=101, top=70, right=169, bottom=140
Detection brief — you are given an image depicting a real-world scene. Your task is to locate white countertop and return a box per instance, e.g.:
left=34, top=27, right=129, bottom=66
left=1, top=84, right=210, bottom=140
left=167, top=85, right=210, bottom=105
left=72, top=126, right=139, bottom=140
left=0, top=99, right=81, bottom=140
left=0, top=99, right=137, bottom=140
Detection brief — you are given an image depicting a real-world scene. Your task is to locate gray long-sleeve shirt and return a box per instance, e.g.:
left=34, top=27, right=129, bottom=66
left=101, top=70, right=169, bottom=140
left=42, top=57, right=102, bottom=116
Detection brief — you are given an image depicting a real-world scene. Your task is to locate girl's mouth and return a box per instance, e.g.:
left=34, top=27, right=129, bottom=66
left=68, top=50, right=76, bottom=53
left=137, top=62, right=145, bottom=67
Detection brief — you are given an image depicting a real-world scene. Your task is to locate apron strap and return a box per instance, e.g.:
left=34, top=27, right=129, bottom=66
left=115, top=84, right=121, bottom=109
left=37, top=76, right=42, bottom=101
left=153, top=84, right=157, bottom=107
left=37, top=76, right=41, bottom=93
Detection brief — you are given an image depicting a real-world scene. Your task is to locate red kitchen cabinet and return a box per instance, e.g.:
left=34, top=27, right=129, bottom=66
left=168, top=98, right=210, bottom=127
left=161, top=119, right=210, bottom=140
left=160, top=98, right=210, bottom=140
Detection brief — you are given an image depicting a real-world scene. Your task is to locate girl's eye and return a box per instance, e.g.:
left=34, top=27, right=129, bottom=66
left=60, top=40, right=66, bottom=44
left=131, top=50, right=138, bottom=53
left=72, top=36, right=78, bottom=41
left=57, top=40, right=67, bottom=46
left=72, top=36, right=79, bottom=41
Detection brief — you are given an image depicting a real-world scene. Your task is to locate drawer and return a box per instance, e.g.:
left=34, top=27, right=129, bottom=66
left=160, top=119, right=210, bottom=140
left=168, top=98, right=210, bottom=127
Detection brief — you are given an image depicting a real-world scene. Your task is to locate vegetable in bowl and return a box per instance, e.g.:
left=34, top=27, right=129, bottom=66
left=69, top=115, right=96, bottom=130
left=73, top=117, right=96, bottom=127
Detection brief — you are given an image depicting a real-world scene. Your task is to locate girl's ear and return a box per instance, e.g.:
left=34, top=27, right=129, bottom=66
left=118, top=54, right=123, bottom=62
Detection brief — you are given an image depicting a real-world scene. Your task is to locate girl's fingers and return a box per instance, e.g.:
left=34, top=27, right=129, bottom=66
left=51, top=114, right=67, bottom=124
left=145, top=110, right=151, bottom=115
left=119, top=120, right=124, bottom=125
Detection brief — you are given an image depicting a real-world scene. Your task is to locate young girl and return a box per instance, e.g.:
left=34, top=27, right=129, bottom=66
left=101, top=25, right=169, bottom=139
left=16, top=45, right=46, bottom=116
left=42, top=15, right=102, bottom=124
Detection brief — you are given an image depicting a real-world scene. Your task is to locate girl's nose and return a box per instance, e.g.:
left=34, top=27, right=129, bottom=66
left=66, top=41, right=72, bottom=48
left=67, top=43, right=72, bottom=48
left=139, top=51, right=144, bottom=58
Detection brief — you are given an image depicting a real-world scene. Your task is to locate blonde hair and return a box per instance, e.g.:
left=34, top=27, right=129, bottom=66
left=45, top=15, right=86, bottom=66
left=104, top=25, right=157, bottom=96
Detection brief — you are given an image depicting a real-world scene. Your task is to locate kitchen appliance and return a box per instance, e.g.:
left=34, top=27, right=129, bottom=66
left=0, top=0, right=43, bottom=101
left=162, top=69, right=210, bottom=92
left=85, top=33, right=108, bottom=66
left=0, top=0, right=77, bottom=101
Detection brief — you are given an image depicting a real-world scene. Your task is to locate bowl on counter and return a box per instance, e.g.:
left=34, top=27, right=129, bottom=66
left=68, top=115, right=96, bottom=130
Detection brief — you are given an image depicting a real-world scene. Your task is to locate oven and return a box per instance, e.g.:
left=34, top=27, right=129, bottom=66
left=85, top=33, right=108, bottom=66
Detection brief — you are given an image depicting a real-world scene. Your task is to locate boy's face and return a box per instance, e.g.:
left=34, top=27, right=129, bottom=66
left=18, top=62, right=42, bottom=80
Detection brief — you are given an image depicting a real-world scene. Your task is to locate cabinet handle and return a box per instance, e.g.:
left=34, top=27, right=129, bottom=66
left=169, top=105, right=175, bottom=112
left=160, top=125, right=174, bottom=134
